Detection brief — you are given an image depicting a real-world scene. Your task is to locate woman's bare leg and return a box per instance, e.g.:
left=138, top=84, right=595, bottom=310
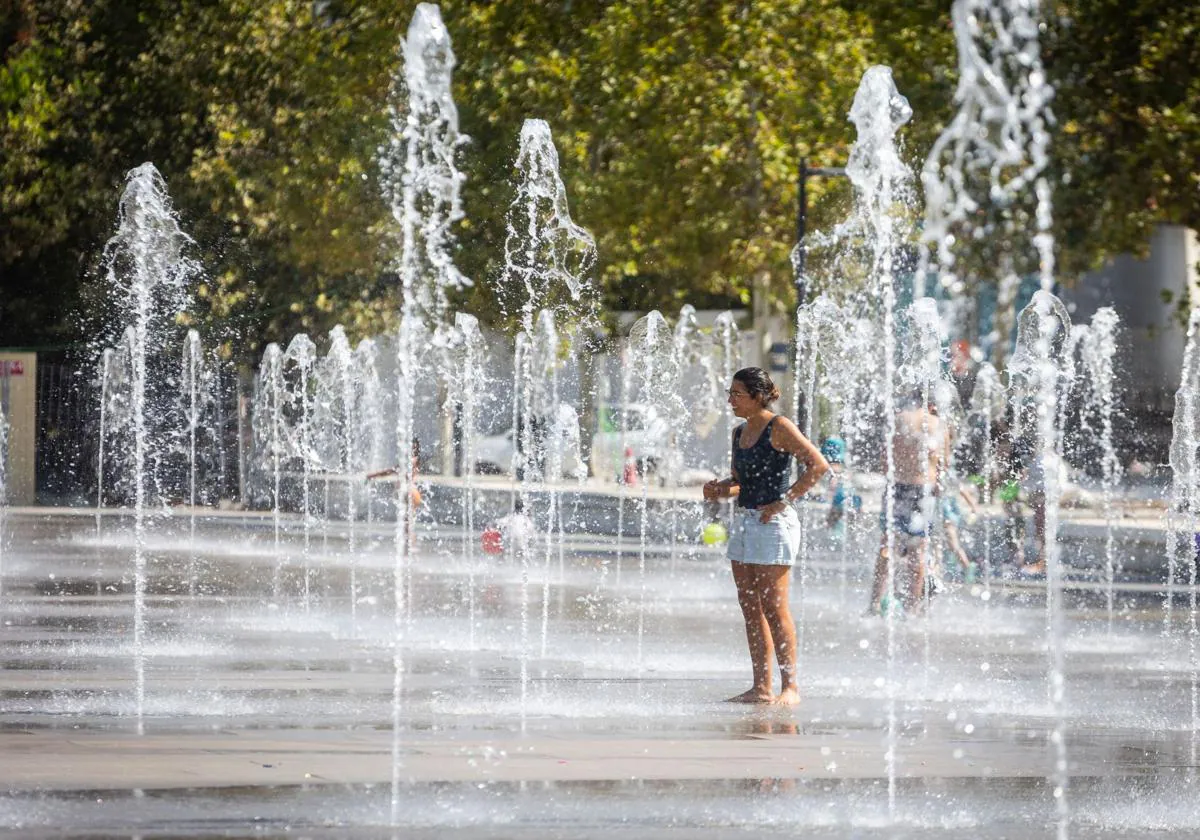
left=945, top=522, right=971, bottom=573
left=729, top=561, right=774, bottom=703
left=758, top=565, right=799, bottom=705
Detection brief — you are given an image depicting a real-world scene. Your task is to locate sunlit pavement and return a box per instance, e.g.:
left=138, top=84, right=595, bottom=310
left=2, top=508, right=1199, bottom=838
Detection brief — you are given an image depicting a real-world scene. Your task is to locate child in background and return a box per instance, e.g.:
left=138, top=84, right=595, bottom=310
left=940, top=471, right=980, bottom=582
left=821, top=437, right=862, bottom=539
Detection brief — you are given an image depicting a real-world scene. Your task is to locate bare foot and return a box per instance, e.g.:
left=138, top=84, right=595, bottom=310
left=726, top=688, right=775, bottom=704
left=773, top=687, right=800, bottom=706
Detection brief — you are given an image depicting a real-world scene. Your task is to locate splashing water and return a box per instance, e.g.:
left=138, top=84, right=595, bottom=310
left=252, top=343, right=287, bottom=595
left=99, top=163, right=200, bottom=732
left=625, top=311, right=679, bottom=671
left=382, top=3, right=469, bottom=328
left=379, top=5, right=478, bottom=819
left=918, top=0, right=1056, bottom=344
left=1075, top=308, right=1122, bottom=629
left=1011, top=288, right=1072, bottom=836
left=283, top=333, right=318, bottom=609
left=844, top=65, right=913, bottom=817
left=449, top=313, right=486, bottom=649
left=503, top=118, right=598, bottom=333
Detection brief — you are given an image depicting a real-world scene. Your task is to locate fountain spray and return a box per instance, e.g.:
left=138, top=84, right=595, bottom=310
left=100, top=163, right=199, bottom=733
left=283, top=334, right=317, bottom=610
left=380, top=3, right=469, bottom=819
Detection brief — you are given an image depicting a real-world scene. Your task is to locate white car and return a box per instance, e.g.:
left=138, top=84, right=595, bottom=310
left=589, top=403, right=669, bottom=481
left=472, top=405, right=587, bottom=480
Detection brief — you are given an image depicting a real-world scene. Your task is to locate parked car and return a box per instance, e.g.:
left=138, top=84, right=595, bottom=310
left=589, top=403, right=670, bottom=480
left=472, top=404, right=587, bottom=480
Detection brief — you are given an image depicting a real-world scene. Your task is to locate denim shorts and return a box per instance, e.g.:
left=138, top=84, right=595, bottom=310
left=727, top=505, right=801, bottom=566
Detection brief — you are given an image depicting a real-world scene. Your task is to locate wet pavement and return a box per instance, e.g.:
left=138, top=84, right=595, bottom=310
left=2, top=507, right=1200, bottom=838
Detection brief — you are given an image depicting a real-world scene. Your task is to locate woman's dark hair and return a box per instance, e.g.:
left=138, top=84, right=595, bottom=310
left=733, top=367, right=780, bottom=406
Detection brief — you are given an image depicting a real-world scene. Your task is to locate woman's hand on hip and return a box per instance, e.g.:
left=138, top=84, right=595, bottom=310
left=757, top=499, right=789, bottom=523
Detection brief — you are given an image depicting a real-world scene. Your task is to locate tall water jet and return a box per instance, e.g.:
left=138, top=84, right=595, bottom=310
left=923, top=0, right=1065, bottom=826
left=1010, top=288, right=1072, bottom=835
left=96, top=338, right=135, bottom=534
left=531, top=310, right=562, bottom=663
left=1169, top=308, right=1200, bottom=760
left=968, top=362, right=1002, bottom=591
left=380, top=4, right=470, bottom=818
left=315, top=327, right=364, bottom=617
left=99, top=163, right=199, bottom=732
left=352, top=337, right=386, bottom=537
left=251, top=343, right=287, bottom=595
left=181, top=329, right=207, bottom=593
left=625, top=311, right=680, bottom=671
left=283, top=334, right=317, bottom=610
left=502, top=117, right=596, bottom=480
left=713, top=312, right=741, bottom=537
left=449, top=313, right=485, bottom=648
left=1076, top=308, right=1122, bottom=629
left=897, top=298, right=949, bottom=690
left=499, top=117, right=595, bottom=684
left=839, top=65, right=913, bottom=816
left=0, top=397, right=6, bottom=596
left=672, top=305, right=715, bottom=571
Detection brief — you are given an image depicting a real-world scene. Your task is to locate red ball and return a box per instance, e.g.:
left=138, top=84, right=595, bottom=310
left=481, top=527, right=504, bottom=555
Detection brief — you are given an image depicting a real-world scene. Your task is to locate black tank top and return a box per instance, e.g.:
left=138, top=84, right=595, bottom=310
left=732, top=417, right=792, bottom=509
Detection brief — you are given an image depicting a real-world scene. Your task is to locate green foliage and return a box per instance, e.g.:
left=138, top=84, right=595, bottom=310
left=1047, top=0, right=1200, bottom=276
left=2, top=0, right=1198, bottom=359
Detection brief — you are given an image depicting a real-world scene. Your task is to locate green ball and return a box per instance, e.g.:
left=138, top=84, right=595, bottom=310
left=701, top=522, right=728, bottom=545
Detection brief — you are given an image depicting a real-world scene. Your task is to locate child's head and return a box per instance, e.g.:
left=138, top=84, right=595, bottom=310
left=820, top=436, right=846, bottom=465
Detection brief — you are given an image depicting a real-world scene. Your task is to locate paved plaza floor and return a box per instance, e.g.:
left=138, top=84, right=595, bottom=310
left=2, top=508, right=1200, bottom=837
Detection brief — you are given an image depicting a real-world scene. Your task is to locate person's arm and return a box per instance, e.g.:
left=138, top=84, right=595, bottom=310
left=703, top=425, right=743, bottom=501
left=703, top=474, right=741, bottom=501
left=958, top=482, right=979, bottom=513
left=754, top=417, right=829, bottom=522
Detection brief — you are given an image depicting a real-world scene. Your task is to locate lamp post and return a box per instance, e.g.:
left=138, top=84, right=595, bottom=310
left=793, top=157, right=848, bottom=431
left=794, top=157, right=848, bottom=305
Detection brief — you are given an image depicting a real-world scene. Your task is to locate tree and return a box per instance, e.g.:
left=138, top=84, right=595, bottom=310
left=1046, top=0, right=1200, bottom=282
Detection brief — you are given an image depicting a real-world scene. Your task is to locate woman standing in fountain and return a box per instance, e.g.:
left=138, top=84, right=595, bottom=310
left=703, top=368, right=829, bottom=705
